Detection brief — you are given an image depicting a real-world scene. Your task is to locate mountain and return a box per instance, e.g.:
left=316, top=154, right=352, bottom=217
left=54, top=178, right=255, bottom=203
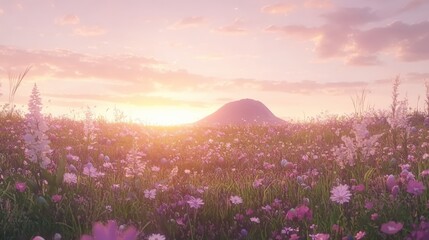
left=196, top=99, right=286, bottom=125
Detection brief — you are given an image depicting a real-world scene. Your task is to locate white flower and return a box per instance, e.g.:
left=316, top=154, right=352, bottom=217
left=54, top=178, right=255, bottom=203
left=63, top=173, right=77, bottom=184
left=23, top=84, right=52, bottom=169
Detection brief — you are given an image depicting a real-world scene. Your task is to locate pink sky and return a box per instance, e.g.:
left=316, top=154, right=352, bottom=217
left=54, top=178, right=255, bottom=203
left=1, top=0, right=429, bottom=124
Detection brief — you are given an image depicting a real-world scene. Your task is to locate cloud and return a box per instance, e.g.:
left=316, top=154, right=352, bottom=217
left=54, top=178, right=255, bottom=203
left=261, top=0, right=332, bottom=15
left=216, top=19, right=247, bottom=34
left=355, top=21, right=429, bottom=61
left=303, top=0, right=333, bottom=9
left=261, top=3, right=295, bottom=15
left=266, top=6, right=429, bottom=64
left=0, top=45, right=214, bottom=94
left=56, top=14, right=80, bottom=25
left=45, top=93, right=208, bottom=108
left=0, top=8, right=4, bottom=15
left=74, top=25, right=106, bottom=36
left=321, top=7, right=379, bottom=26
left=171, top=16, right=206, bottom=29
left=397, top=0, right=429, bottom=13
left=229, top=78, right=368, bottom=95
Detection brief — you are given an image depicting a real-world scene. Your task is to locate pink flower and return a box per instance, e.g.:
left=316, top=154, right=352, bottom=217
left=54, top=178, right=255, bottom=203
left=15, top=182, right=27, bottom=192
left=371, top=213, right=379, bottom=221
left=230, top=195, right=243, bottom=205
left=380, top=221, right=403, bottom=235
left=421, top=169, right=429, bottom=177
left=364, top=201, right=373, bottom=210
left=355, top=231, right=366, bottom=239
left=407, top=180, right=426, bottom=196
left=330, top=184, right=352, bottom=204
left=310, top=233, right=330, bottom=240
left=80, top=220, right=138, bottom=240
left=252, top=178, right=263, bottom=188
left=52, top=194, right=62, bottom=203
left=32, top=237, right=45, bottom=240
left=352, top=184, right=365, bottom=192
left=250, top=217, right=260, bottom=223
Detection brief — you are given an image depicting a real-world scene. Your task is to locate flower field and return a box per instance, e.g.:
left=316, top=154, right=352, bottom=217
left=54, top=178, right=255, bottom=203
left=1, top=85, right=429, bottom=240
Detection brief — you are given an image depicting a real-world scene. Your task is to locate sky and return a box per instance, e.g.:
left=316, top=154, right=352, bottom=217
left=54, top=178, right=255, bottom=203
left=1, top=0, right=429, bottom=125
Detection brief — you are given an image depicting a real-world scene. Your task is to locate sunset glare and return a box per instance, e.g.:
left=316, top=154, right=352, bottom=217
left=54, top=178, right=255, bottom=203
left=1, top=0, right=429, bottom=125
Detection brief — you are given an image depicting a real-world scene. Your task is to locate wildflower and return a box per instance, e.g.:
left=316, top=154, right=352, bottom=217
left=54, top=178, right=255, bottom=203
left=23, top=84, right=52, bottom=169
left=83, top=163, right=101, bottom=178
left=230, top=195, right=243, bottom=205
left=355, top=231, right=365, bottom=240
left=33, top=237, right=45, bottom=240
left=63, top=173, right=77, bottom=184
left=352, top=184, right=365, bottom=192
left=15, top=182, right=27, bottom=192
left=310, top=233, right=330, bottom=240
left=80, top=220, right=138, bottom=240
left=407, top=180, right=426, bottom=196
left=147, top=233, right=166, bottom=240
left=364, top=201, right=373, bottom=210
left=53, top=233, right=61, bottom=240
left=250, top=217, right=260, bottom=223
left=187, top=196, right=204, bottom=209
left=330, top=184, right=352, bottom=204
left=381, top=221, right=403, bottom=235
left=371, top=213, right=379, bottom=221
left=252, top=178, right=263, bottom=188
left=386, top=175, right=396, bottom=191
left=144, top=189, right=156, bottom=200
left=240, top=229, right=248, bottom=237
left=51, top=194, right=62, bottom=203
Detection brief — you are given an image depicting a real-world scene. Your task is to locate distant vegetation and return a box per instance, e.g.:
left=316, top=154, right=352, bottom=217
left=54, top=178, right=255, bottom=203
left=0, top=79, right=428, bottom=239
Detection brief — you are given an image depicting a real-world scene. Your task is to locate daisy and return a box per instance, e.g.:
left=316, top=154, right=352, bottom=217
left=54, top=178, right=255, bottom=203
left=330, top=184, right=352, bottom=204
left=147, top=233, right=166, bottom=240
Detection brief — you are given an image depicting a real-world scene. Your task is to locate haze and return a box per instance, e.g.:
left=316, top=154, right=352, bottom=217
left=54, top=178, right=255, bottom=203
left=1, top=0, right=429, bottom=125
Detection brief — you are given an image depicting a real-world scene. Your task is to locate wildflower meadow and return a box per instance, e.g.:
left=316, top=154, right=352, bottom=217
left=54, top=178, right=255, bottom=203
left=1, top=81, right=429, bottom=240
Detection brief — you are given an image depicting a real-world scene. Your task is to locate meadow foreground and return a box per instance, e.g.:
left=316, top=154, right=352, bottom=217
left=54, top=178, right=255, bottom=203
left=1, top=103, right=428, bottom=240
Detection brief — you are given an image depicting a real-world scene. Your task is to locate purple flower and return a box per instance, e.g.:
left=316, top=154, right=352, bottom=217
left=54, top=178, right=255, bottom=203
left=15, top=182, right=27, bottom=192
left=386, top=175, right=396, bottom=191
left=187, top=196, right=204, bottom=209
left=380, top=221, right=403, bottom=235
left=407, top=180, right=426, bottom=196
left=52, top=194, right=62, bottom=203
left=80, top=220, right=138, bottom=240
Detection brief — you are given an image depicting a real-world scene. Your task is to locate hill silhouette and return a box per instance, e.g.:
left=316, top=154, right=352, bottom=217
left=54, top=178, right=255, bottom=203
left=196, top=99, right=286, bottom=125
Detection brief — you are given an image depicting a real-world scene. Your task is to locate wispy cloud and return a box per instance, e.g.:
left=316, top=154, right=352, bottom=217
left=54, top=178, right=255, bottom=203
left=74, top=25, right=106, bottom=37
left=216, top=19, right=247, bottom=34
left=261, top=3, right=295, bottom=15
left=171, top=16, right=206, bottom=29
left=55, top=14, right=80, bottom=25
